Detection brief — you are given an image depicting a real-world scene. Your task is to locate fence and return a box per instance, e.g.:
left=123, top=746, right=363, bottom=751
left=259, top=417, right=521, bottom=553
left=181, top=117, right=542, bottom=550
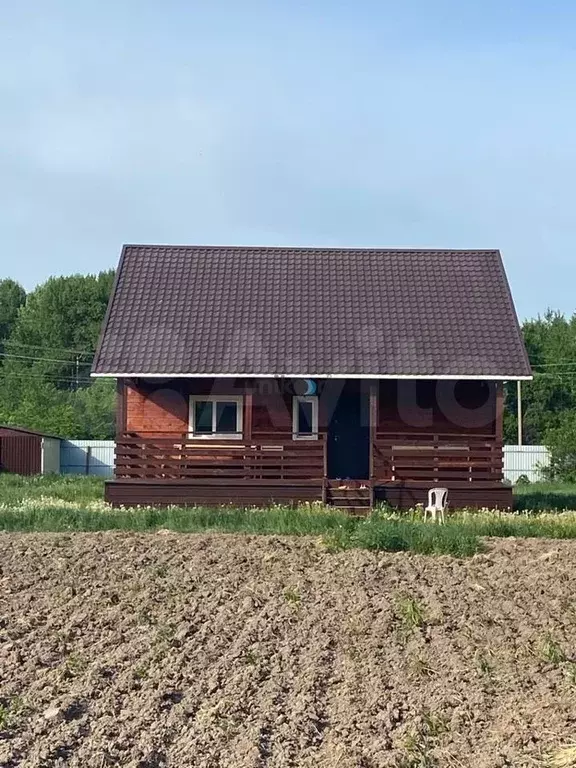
left=60, top=440, right=115, bottom=477
left=59, top=440, right=552, bottom=484
left=503, top=445, right=550, bottom=483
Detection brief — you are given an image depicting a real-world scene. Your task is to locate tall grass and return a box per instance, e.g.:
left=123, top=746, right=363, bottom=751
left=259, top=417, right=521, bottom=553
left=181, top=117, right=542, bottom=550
left=0, top=473, right=104, bottom=505
left=2, top=475, right=576, bottom=557
left=0, top=496, right=481, bottom=557
left=452, top=512, right=576, bottom=540
left=513, top=481, right=576, bottom=512
left=332, top=516, right=480, bottom=556
left=0, top=503, right=356, bottom=537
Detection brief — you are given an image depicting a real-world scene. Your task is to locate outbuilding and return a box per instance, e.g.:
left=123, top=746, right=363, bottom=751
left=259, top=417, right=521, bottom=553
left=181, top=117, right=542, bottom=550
left=0, top=425, right=61, bottom=475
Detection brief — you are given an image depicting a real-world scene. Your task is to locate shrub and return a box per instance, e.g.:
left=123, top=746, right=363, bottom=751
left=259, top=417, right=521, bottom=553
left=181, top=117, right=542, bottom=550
left=544, top=412, right=576, bottom=483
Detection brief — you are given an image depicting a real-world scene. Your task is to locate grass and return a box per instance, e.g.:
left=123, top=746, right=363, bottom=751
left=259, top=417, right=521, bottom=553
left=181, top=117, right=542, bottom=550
left=0, top=499, right=480, bottom=555
left=0, top=696, right=25, bottom=731
left=513, top=482, right=576, bottom=512
left=2, top=474, right=576, bottom=557
left=538, top=633, right=567, bottom=665
left=395, top=596, right=427, bottom=632
left=0, top=473, right=104, bottom=505
left=547, top=744, right=576, bottom=768
left=449, top=512, right=576, bottom=541
left=400, top=709, right=450, bottom=767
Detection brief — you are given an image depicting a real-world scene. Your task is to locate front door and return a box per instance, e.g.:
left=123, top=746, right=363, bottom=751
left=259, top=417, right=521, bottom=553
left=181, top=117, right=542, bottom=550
left=327, top=387, right=370, bottom=479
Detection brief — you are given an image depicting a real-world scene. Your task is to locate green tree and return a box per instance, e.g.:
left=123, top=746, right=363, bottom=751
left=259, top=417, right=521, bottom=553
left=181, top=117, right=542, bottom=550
left=543, top=411, right=576, bottom=482
left=0, top=279, right=26, bottom=354
left=0, top=271, right=115, bottom=438
left=0, top=378, right=80, bottom=436
left=504, top=311, right=576, bottom=445
left=70, top=378, right=116, bottom=439
left=3, top=271, right=114, bottom=384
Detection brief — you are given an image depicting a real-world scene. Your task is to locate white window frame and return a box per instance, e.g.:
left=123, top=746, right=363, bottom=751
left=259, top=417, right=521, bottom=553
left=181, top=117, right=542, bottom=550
left=189, top=396, right=243, bottom=439
left=292, top=396, right=319, bottom=440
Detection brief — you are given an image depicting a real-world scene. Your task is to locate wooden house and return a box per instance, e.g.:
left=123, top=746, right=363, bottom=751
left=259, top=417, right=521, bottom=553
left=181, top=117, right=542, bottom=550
left=92, top=246, right=531, bottom=511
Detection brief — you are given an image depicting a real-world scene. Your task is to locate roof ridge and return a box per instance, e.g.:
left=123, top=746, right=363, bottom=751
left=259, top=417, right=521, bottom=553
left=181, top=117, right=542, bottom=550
left=122, top=244, right=501, bottom=255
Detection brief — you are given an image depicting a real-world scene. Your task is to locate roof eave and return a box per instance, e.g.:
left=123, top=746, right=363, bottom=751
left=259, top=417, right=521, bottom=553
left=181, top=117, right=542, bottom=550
left=91, top=372, right=533, bottom=381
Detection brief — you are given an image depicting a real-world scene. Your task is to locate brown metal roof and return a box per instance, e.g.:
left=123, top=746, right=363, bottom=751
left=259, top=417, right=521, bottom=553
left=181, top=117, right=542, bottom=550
left=0, top=424, right=60, bottom=439
left=92, top=245, right=531, bottom=379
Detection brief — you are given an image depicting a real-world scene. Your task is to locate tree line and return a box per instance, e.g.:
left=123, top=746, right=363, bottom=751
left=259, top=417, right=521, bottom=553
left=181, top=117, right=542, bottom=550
left=0, top=273, right=115, bottom=439
left=504, top=311, right=576, bottom=481
left=0, top=275, right=574, bottom=477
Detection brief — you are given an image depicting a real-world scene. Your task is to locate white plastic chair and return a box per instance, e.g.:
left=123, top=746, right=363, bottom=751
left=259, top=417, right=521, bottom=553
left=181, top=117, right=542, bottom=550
left=424, top=487, right=448, bottom=523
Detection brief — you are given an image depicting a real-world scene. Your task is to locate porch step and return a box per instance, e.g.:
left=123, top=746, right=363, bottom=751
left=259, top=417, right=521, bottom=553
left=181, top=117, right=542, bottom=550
left=325, top=481, right=372, bottom=513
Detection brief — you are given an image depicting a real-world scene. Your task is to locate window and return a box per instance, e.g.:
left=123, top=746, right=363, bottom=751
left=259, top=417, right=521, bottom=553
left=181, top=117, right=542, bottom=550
left=190, top=396, right=243, bottom=438
left=292, top=396, right=318, bottom=440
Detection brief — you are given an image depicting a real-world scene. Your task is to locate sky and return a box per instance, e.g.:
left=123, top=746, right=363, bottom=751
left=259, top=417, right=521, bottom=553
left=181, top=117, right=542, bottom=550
left=1, top=0, right=575, bottom=320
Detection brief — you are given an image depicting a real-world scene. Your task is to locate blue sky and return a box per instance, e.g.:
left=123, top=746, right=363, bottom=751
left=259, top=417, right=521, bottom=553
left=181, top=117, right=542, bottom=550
left=1, top=0, right=575, bottom=319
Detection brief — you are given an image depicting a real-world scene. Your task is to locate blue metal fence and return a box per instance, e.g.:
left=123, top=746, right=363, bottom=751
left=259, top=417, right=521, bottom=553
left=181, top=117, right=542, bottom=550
left=60, top=440, right=115, bottom=477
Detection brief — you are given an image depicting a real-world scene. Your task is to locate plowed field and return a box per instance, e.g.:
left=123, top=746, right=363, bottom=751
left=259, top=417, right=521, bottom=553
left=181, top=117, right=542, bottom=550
left=1, top=533, right=575, bottom=767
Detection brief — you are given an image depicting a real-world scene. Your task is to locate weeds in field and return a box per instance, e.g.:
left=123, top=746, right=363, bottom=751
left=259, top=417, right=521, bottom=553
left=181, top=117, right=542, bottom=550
left=547, top=744, right=576, bottom=767
left=396, top=596, right=427, bottom=633
left=320, top=529, right=349, bottom=553
left=133, top=664, right=149, bottom=680
left=0, top=696, right=25, bottom=731
left=4, top=475, right=576, bottom=557
left=421, top=711, right=449, bottom=738
left=538, top=634, right=567, bottom=665
left=409, top=655, right=436, bottom=679
left=155, top=624, right=176, bottom=645
left=400, top=735, right=437, bottom=767
left=138, top=608, right=156, bottom=626
left=565, top=663, right=576, bottom=686
left=474, top=649, right=494, bottom=677
left=61, top=653, right=88, bottom=680
left=242, top=650, right=259, bottom=666
left=283, top=586, right=302, bottom=606
left=399, top=709, right=449, bottom=767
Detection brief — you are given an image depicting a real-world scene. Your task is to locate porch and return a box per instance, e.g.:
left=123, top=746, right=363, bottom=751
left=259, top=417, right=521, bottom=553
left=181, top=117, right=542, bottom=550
left=105, top=426, right=511, bottom=510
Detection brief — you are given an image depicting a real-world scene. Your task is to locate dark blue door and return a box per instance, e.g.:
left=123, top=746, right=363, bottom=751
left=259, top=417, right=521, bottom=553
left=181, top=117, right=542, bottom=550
left=327, top=389, right=370, bottom=479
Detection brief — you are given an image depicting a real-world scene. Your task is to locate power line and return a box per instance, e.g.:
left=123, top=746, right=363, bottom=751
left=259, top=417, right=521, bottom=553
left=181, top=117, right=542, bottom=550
left=0, top=371, right=93, bottom=384
left=0, top=352, right=93, bottom=365
left=3, top=341, right=95, bottom=356
left=532, top=372, right=576, bottom=378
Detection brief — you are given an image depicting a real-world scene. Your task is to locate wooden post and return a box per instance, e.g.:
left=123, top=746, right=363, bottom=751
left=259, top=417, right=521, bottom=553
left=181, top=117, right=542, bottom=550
left=495, top=383, right=504, bottom=442
left=116, top=379, right=127, bottom=438
left=85, top=446, right=92, bottom=476
left=517, top=380, right=523, bottom=446
left=369, top=381, right=378, bottom=481
left=495, top=382, right=504, bottom=480
left=244, top=391, right=253, bottom=443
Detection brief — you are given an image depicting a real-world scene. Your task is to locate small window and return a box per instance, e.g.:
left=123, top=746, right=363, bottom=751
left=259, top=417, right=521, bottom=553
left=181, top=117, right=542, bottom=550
left=190, top=396, right=243, bottom=438
left=292, top=396, right=318, bottom=440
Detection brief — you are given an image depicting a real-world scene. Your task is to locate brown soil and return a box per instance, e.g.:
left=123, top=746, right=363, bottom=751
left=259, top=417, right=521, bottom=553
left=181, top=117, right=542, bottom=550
left=1, top=533, right=576, bottom=767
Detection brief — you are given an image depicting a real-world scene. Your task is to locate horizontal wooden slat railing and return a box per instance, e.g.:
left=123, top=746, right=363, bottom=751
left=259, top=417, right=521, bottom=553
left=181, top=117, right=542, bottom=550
left=373, top=432, right=503, bottom=484
left=115, top=433, right=326, bottom=482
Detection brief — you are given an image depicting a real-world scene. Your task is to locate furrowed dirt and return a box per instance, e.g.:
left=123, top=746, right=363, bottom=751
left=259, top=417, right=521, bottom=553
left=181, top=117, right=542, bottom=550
left=1, top=534, right=575, bottom=767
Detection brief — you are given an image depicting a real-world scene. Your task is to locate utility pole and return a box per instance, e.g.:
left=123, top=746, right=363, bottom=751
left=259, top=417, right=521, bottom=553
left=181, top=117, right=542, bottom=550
left=517, top=380, right=523, bottom=446
left=75, top=354, right=80, bottom=390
